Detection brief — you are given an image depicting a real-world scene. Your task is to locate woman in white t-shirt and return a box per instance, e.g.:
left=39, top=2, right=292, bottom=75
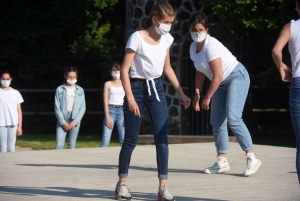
left=54, top=67, right=86, bottom=149
left=188, top=14, right=261, bottom=177
left=272, top=0, right=300, bottom=184
left=0, top=69, right=24, bottom=152
left=114, top=2, right=190, bottom=201
left=100, top=62, right=125, bottom=147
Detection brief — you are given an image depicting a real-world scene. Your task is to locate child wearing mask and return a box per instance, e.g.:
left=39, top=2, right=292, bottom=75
left=54, top=66, right=86, bottom=149
left=100, top=62, right=125, bottom=147
left=0, top=69, right=24, bottom=152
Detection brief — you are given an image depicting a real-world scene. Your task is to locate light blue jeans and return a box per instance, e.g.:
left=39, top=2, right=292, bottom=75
left=0, top=125, right=17, bottom=152
left=289, top=77, right=300, bottom=184
left=56, top=111, right=81, bottom=149
left=210, top=63, right=253, bottom=154
left=100, top=106, right=124, bottom=147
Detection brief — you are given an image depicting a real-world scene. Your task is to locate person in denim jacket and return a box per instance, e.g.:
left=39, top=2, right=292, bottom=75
left=54, top=66, right=86, bottom=149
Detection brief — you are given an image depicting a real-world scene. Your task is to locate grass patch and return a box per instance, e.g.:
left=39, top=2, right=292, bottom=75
left=16, top=133, right=122, bottom=150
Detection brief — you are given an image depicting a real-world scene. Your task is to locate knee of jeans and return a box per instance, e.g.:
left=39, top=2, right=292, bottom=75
left=227, top=117, right=243, bottom=127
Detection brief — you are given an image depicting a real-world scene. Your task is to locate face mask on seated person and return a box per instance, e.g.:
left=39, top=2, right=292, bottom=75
left=67, top=79, right=77, bottom=85
left=155, top=23, right=172, bottom=35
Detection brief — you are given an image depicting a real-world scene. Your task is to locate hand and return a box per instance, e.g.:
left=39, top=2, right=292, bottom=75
left=180, top=94, right=191, bottom=109
left=201, top=97, right=211, bottom=110
left=69, top=122, right=77, bottom=130
left=106, top=118, right=113, bottom=129
left=62, top=123, right=71, bottom=131
left=16, top=126, right=23, bottom=137
left=278, top=65, right=292, bottom=82
left=128, top=99, right=140, bottom=117
left=193, top=95, right=201, bottom=111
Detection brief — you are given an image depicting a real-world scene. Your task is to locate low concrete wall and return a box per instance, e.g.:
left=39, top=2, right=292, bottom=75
left=138, top=135, right=237, bottom=144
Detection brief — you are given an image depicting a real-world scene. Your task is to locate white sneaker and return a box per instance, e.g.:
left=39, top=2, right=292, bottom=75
left=244, top=153, right=261, bottom=176
left=114, top=182, right=132, bottom=200
left=204, top=156, right=230, bottom=174
left=158, top=184, right=175, bottom=201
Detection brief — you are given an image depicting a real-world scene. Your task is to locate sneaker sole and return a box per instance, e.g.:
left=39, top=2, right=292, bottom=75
left=244, top=160, right=262, bottom=176
left=204, top=166, right=230, bottom=174
left=114, top=191, right=132, bottom=201
left=158, top=194, right=175, bottom=201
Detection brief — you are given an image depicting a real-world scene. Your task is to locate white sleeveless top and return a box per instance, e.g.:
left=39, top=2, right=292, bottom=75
left=125, top=31, right=174, bottom=101
left=289, top=19, right=300, bottom=78
left=108, top=81, right=125, bottom=105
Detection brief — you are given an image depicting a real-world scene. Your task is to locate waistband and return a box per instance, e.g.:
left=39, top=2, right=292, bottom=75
left=108, top=104, right=123, bottom=108
left=129, top=77, right=160, bottom=82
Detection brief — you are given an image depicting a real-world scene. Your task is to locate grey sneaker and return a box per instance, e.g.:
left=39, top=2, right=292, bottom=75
left=158, top=184, right=175, bottom=201
left=204, top=156, right=230, bottom=174
left=244, top=153, right=261, bottom=176
left=114, top=182, right=132, bottom=200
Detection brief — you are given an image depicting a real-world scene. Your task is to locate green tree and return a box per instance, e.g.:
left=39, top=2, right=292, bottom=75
left=0, top=0, right=124, bottom=88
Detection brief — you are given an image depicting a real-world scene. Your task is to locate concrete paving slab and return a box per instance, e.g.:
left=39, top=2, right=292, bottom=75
left=0, top=142, right=299, bottom=201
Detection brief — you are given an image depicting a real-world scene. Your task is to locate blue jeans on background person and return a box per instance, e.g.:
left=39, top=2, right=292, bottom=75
left=289, top=77, right=300, bottom=184
left=56, top=111, right=81, bottom=149
left=100, top=106, right=125, bottom=147
left=0, top=125, right=17, bottom=152
left=210, top=62, right=253, bottom=154
left=118, top=77, right=169, bottom=179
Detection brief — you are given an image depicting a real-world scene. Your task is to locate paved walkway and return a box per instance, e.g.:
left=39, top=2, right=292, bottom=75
left=0, top=142, right=299, bottom=201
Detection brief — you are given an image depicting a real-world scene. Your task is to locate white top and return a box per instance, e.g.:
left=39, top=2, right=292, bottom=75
left=66, top=87, right=75, bottom=111
left=190, top=35, right=238, bottom=81
left=126, top=31, right=174, bottom=101
left=0, top=88, right=24, bottom=126
left=289, top=19, right=300, bottom=78
left=108, top=81, right=125, bottom=105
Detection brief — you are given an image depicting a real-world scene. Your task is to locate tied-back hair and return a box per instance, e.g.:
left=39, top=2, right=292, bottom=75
left=187, top=14, right=209, bottom=31
left=140, top=0, right=176, bottom=30
left=110, top=61, right=121, bottom=71
left=64, top=66, right=78, bottom=77
left=0, top=69, right=11, bottom=78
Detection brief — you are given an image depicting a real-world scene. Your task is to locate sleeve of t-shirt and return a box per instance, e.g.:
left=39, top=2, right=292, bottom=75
left=165, top=33, right=174, bottom=47
left=15, top=90, right=24, bottom=104
left=205, top=40, right=222, bottom=62
left=125, top=31, right=140, bottom=52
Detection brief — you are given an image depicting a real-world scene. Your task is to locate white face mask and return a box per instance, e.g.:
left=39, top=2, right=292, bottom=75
left=111, top=73, right=120, bottom=79
left=155, top=22, right=172, bottom=35
left=1, top=80, right=11, bottom=87
left=191, top=32, right=207, bottom=42
left=67, top=79, right=77, bottom=85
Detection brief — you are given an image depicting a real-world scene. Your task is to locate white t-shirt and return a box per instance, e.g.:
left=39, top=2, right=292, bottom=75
left=190, top=35, right=238, bottom=81
left=0, top=88, right=24, bottom=126
left=289, top=19, right=300, bottom=78
left=108, top=81, right=125, bottom=105
left=66, top=87, right=75, bottom=111
left=126, top=31, right=174, bottom=101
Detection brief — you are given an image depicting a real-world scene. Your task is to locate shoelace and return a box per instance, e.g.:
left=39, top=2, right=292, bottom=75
left=120, top=183, right=130, bottom=194
left=246, top=157, right=253, bottom=169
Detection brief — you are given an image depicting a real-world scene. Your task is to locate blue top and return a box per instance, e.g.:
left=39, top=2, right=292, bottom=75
left=54, top=84, right=86, bottom=125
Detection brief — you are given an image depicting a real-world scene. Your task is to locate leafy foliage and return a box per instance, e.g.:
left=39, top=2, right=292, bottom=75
left=0, top=0, right=124, bottom=88
left=201, top=0, right=292, bottom=30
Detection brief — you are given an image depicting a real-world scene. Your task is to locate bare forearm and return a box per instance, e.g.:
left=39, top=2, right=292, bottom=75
left=121, top=71, right=135, bottom=101
left=164, top=67, right=184, bottom=96
left=205, top=76, right=222, bottom=99
left=195, top=72, right=205, bottom=95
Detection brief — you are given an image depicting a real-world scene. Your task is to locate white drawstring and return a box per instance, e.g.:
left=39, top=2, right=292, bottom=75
left=146, top=78, right=160, bottom=102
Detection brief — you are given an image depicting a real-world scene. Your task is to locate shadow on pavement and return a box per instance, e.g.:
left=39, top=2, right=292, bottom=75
left=0, top=186, right=228, bottom=201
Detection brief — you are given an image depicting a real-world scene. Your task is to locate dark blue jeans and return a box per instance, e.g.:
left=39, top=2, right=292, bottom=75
left=289, top=77, right=300, bottom=184
left=118, top=77, right=169, bottom=179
